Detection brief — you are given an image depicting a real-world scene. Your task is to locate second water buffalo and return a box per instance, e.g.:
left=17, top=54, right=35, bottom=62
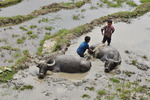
left=89, top=44, right=121, bottom=72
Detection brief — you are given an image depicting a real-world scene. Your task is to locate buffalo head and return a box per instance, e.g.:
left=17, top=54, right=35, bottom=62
left=104, top=59, right=121, bottom=72
left=36, top=60, right=55, bottom=79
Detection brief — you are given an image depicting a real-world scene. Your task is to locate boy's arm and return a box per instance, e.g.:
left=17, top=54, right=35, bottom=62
left=89, top=48, right=93, bottom=53
left=101, top=26, right=106, bottom=35
left=101, top=28, right=104, bottom=35
left=111, top=26, right=115, bottom=34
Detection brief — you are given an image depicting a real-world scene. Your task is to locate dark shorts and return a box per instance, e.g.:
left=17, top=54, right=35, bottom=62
left=77, top=51, right=84, bottom=57
left=102, top=35, right=111, bottom=44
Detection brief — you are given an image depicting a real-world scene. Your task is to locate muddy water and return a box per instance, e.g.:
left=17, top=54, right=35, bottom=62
left=0, top=0, right=138, bottom=67
left=0, top=0, right=138, bottom=17
left=0, top=0, right=72, bottom=17
left=0, top=12, right=150, bottom=100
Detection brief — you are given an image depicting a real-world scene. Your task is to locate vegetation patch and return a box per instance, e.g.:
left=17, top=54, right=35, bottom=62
left=1, top=1, right=150, bottom=84
left=13, top=85, right=33, bottom=91
left=20, top=26, right=28, bottom=31
left=100, top=0, right=137, bottom=8
left=20, top=85, right=33, bottom=90
left=0, top=0, right=89, bottom=27
left=23, top=50, right=29, bottom=55
left=45, top=26, right=52, bottom=31
left=75, top=1, right=85, bottom=8
left=97, top=90, right=106, bottom=95
left=0, top=71, right=16, bottom=82
left=82, top=94, right=91, bottom=98
left=29, top=34, right=38, bottom=39
left=126, top=0, right=137, bottom=7
left=0, top=0, right=22, bottom=8
left=140, top=0, right=150, bottom=3
left=26, top=31, right=32, bottom=35
left=30, top=25, right=37, bottom=29
left=0, top=46, right=20, bottom=51
left=17, top=36, right=26, bottom=44
left=39, top=2, right=150, bottom=53
left=110, top=77, right=120, bottom=83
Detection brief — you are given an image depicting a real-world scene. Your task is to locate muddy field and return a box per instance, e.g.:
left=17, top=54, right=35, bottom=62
left=0, top=0, right=150, bottom=100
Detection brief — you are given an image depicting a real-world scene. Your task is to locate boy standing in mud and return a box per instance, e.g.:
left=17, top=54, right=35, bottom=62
left=77, top=36, right=93, bottom=57
left=101, top=19, right=115, bottom=46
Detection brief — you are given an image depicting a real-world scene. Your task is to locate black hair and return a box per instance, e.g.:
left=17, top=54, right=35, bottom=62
left=107, top=19, right=112, bottom=23
left=85, top=36, right=90, bottom=42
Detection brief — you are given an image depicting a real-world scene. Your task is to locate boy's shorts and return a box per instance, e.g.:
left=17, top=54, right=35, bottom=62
left=77, top=51, right=84, bottom=57
left=102, top=35, right=111, bottom=44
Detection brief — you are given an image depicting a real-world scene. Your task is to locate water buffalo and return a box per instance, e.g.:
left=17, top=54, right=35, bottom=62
left=36, top=55, right=91, bottom=78
left=88, top=44, right=121, bottom=72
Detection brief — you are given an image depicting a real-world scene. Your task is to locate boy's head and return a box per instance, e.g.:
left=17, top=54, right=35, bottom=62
left=85, top=36, right=90, bottom=43
left=107, top=19, right=112, bottom=26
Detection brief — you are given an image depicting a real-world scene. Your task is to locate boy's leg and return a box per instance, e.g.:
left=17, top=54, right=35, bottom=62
left=107, top=38, right=111, bottom=45
left=102, top=35, right=107, bottom=44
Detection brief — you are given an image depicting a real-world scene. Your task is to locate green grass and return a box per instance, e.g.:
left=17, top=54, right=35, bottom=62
left=126, top=0, right=137, bottom=7
left=142, top=55, right=147, bottom=59
left=14, top=55, right=27, bottom=65
left=13, top=85, right=33, bottom=91
left=62, top=2, right=74, bottom=6
left=132, top=60, right=137, bottom=65
left=20, top=26, right=28, bottom=31
left=26, top=31, right=32, bottom=35
left=140, top=0, right=150, bottom=3
left=12, top=34, right=19, bottom=37
left=82, top=94, right=91, bottom=98
left=110, top=77, right=120, bottom=83
left=17, top=36, right=26, bottom=44
left=29, top=34, right=38, bottom=39
left=23, top=50, right=29, bottom=55
left=0, top=46, right=20, bottom=51
left=36, top=46, right=43, bottom=55
left=97, top=90, right=106, bottom=95
left=20, top=85, right=33, bottom=91
left=101, top=0, right=137, bottom=8
left=0, top=0, right=22, bottom=8
left=0, top=70, right=16, bottom=82
left=73, top=14, right=80, bottom=20
left=45, top=26, right=52, bottom=31
left=8, top=59, right=14, bottom=63
left=85, top=86, right=95, bottom=91
left=30, top=25, right=37, bottom=29
left=75, top=1, right=85, bottom=8
left=81, top=9, right=86, bottom=12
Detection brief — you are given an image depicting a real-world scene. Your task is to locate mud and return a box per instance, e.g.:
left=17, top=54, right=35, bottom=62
left=0, top=0, right=139, bottom=67
left=0, top=0, right=150, bottom=100
left=0, top=12, right=150, bottom=100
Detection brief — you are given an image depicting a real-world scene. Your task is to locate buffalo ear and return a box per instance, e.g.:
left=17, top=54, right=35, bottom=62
left=37, top=64, right=41, bottom=68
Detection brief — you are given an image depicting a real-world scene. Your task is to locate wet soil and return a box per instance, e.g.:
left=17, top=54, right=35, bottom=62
left=0, top=0, right=150, bottom=100
left=0, top=12, right=150, bottom=100
left=0, top=0, right=137, bottom=67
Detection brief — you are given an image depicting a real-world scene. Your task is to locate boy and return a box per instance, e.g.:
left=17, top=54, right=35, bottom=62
left=77, top=36, right=93, bottom=57
left=101, top=19, right=115, bottom=46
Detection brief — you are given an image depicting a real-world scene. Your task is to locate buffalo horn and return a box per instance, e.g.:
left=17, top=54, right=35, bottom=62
left=114, top=60, right=121, bottom=64
left=47, top=60, right=55, bottom=66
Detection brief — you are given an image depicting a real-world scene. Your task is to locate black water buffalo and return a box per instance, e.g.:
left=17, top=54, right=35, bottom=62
left=88, top=44, right=121, bottom=72
left=36, top=55, right=91, bottom=78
